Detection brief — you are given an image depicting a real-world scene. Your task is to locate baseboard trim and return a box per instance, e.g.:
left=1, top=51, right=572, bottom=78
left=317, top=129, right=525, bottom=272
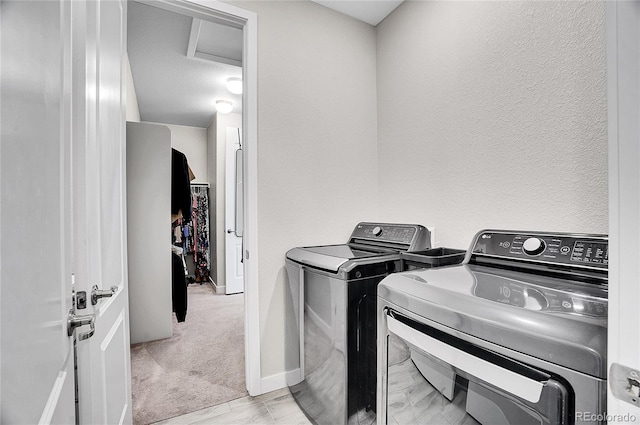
left=285, top=369, right=302, bottom=386
left=260, top=369, right=301, bottom=394
left=260, top=371, right=292, bottom=394
left=209, top=276, right=226, bottom=295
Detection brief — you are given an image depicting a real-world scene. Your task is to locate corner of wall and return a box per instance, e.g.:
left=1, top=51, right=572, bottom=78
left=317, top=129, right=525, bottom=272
left=125, top=53, right=141, bottom=122
left=206, top=114, right=218, bottom=285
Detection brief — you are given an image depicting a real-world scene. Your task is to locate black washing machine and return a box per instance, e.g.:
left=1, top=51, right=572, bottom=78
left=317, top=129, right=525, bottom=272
left=285, top=222, right=431, bottom=425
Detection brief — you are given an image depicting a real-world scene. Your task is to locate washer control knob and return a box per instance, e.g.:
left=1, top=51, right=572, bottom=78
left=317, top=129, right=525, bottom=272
left=524, top=288, right=548, bottom=311
left=523, top=237, right=545, bottom=256
left=372, top=226, right=383, bottom=237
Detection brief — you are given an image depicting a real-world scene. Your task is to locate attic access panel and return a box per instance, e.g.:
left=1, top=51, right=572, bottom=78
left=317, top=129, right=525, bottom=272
left=187, top=18, right=243, bottom=67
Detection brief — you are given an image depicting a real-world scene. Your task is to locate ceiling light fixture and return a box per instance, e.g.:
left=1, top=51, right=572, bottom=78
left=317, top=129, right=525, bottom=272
left=215, top=100, right=233, bottom=114
left=226, top=77, right=243, bottom=94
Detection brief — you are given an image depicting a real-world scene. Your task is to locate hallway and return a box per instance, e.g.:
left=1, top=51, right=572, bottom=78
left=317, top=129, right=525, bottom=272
left=131, top=285, right=246, bottom=424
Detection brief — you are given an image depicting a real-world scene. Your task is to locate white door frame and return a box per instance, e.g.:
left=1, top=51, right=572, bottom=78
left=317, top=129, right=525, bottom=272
left=606, top=0, right=640, bottom=420
left=137, top=0, right=261, bottom=395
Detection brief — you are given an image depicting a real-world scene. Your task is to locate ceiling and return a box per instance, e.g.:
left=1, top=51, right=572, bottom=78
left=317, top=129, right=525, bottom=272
left=310, top=0, right=404, bottom=26
left=127, top=0, right=403, bottom=128
left=128, top=1, right=243, bottom=128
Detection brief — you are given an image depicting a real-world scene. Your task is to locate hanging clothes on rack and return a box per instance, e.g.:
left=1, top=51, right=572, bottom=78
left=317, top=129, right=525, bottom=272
left=171, top=148, right=193, bottom=321
left=171, top=219, right=188, bottom=322
left=188, top=185, right=210, bottom=283
left=171, top=148, right=192, bottom=222
left=171, top=252, right=187, bottom=322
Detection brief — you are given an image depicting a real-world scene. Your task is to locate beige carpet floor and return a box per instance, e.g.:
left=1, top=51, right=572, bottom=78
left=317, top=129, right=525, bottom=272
left=131, top=284, right=247, bottom=425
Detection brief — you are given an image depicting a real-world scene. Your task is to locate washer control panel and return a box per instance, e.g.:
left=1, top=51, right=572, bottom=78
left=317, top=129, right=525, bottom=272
left=349, top=223, right=430, bottom=252
left=471, top=230, right=608, bottom=270
left=473, top=273, right=607, bottom=316
left=352, top=223, right=417, bottom=244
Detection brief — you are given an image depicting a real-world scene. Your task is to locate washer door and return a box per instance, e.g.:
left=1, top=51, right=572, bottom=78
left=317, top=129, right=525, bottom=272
left=384, top=311, right=570, bottom=425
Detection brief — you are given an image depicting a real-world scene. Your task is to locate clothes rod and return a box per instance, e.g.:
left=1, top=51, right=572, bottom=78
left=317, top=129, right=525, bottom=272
left=191, top=183, right=210, bottom=187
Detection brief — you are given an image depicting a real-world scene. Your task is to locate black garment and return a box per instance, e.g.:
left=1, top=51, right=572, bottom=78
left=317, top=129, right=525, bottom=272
left=172, top=252, right=188, bottom=322
left=171, top=148, right=192, bottom=221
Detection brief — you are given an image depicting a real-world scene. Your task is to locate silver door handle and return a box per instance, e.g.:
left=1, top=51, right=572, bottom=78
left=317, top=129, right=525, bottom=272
left=91, top=285, right=118, bottom=305
left=67, top=309, right=95, bottom=341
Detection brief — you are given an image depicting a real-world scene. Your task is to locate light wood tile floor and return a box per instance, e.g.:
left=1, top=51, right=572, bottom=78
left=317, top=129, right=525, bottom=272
left=151, top=388, right=312, bottom=425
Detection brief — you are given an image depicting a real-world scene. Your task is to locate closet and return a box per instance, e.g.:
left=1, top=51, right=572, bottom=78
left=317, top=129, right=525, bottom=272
left=126, top=122, right=211, bottom=343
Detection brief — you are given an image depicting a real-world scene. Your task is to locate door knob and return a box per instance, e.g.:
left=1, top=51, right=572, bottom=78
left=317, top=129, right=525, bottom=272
left=67, top=309, right=95, bottom=341
left=91, top=285, right=118, bottom=305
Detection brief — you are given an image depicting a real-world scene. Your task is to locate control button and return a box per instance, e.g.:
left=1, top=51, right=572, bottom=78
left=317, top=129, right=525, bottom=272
left=522, top=237, right=546, bottom=256
left=524, top=288, right=548, bottom=311
left=560, top=246, right=571, bottom=255
left=372, top=226, right=383, bottom=237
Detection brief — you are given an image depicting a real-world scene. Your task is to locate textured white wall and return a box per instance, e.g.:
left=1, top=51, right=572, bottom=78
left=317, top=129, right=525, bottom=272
left=228, top=0, right=379, bottom=379
left=163, top=123, right=208, bottom=184
left=376, top=1, right=608, bottom=249
left=138, top=121, right=208, bottom=183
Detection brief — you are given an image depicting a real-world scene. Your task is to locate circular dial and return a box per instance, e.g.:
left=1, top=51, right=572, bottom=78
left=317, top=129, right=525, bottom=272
left=372, top=226, right=383, bottom=237
left=522, top=237, right=546, bottom=256
left=523, top=288, right=548, bottom=311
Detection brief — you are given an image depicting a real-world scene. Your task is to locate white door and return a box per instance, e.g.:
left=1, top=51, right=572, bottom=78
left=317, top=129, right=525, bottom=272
left=72, top=0, right=132, bottom=424
left=225, top=127, right=244, bottom=294
left=0, top=1, right=76, bottom=423
left=0, top=0, right=130, bottom=422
